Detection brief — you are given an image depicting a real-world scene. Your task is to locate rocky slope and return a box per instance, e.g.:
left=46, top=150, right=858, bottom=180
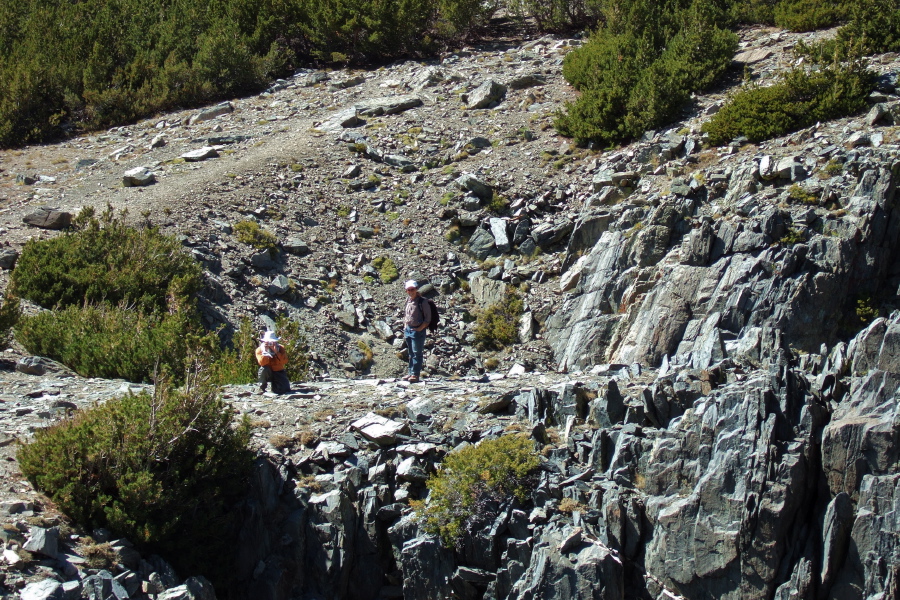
left=1, top=23, right=900, bottom=600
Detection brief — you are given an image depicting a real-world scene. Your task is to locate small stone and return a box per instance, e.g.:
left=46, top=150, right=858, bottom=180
left=24, top=526, right=59, bottom=558
left=250, top=250, right=277, bottom=269
left=16, top=356, right=48, bottom=375
left=558, top=527, right=583, bottom=554
left=351, top=413, right=410, bottom=445
left=0, top=248, right=19, bottom=270
left=268, top=275, right=291, bottom=296
left=456, top=173, right=493, bottom=199
left=467, top=80, right=507, bottom=109
left=282, top=237, right=310, bottom=255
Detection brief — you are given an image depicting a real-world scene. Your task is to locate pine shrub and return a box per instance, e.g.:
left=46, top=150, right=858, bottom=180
left=774, top=0, right=846, bottom=32
left=11, top=208, right=201, bottom=313
left=474, top=290, right=524, bottom=350
left=831, top=0, right=900, bottom=56
left=9, top=207, right=217, bottom=382
left=0, top=293, right=20, bottom=348
left=555, top=0, right=737, bottom=146
left=703, top=60, right=875, bottom=145
left=414, top=434, right=538, bottom=547
left=17, top=372, right=253, bottom=587
left=14, top=304, right=210, bottom=382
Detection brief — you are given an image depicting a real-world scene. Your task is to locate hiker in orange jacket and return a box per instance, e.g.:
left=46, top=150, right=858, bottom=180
left=256, top=331, right=290, bottom=394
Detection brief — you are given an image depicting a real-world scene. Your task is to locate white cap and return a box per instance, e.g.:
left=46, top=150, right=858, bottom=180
left=404, top=280, right=418, bottom=289
left=260, top=331, right=280, bottom=343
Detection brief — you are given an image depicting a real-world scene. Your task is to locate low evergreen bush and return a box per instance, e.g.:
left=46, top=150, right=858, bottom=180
left=11, top=207, right=201, bottom=313
left=703, top=60, right=875, bottom=144
left=372, top=256, right=399, bottom=283
left=414, top=434, right=538, bottom=547
left=830, top=0, right=900, bottom=56
left=8, top=207, right=215, bottom=382
left=555, top=0, right=737, bottom=146
left=14, top=304, right=209, bottom=382
left=0, top=293, right=19, bottom=348
left=18, top=372, right=253, bottom=587
left=774, top=0, right=846, bottom=32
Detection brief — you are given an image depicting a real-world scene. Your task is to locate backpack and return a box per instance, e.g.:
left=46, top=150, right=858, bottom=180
left=416, top=296, right=440, bottom=332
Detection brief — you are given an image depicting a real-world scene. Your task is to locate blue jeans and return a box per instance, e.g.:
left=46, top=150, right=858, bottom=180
left=405, top=327, right=426, bottom=377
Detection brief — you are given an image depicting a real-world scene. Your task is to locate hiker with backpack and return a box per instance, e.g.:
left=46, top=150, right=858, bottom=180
left=403, top=279, right=433, bottom=383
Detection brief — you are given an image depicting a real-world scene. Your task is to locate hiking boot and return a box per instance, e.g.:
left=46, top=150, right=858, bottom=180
left=408, top=376, right=420, bottom=383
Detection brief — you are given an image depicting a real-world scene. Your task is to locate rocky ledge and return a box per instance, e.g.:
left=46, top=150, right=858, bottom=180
left=2, top=302, right=900, bottom=600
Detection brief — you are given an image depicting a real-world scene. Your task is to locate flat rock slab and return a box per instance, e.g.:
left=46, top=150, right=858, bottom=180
left=20, top=579, right=62, bottom=600
left=350, top=413, right=410, bottom=445
left=188, top=102, right=233, bottom=125
left=734, top=48, right=772, bottom=64
left=317, top=108, right=361, bottom=132
left=181, top=147, right=219, bottom=162
left=354, top=95, right=423, bottom=116
left=22, top=208, right=71, bottom=230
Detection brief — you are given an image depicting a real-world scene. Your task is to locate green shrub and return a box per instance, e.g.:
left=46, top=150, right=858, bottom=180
left=233, top=220, right=278, bottom=251
left=474, top=290, right=523, bottom=350
left=486, top=192, right=510, bottom=213
left=8, top=207, right=212, bottom=381
left=830, top=0, right=900, bottom=56
left=787, top=184, right=818, bottom=204
left=14, top=304, right=210, bottom=382
left=0, top=293, right=20, bottom=348
left=703, top=61, right=875, bottom=145
left=18, top=373, right=253, bottom=587
left=372, top=255, right=399, bottom=283
left=823, top=159, right=844, bottom=176
left=506, top=0, right=599, bottom=30
left=210, top=316, right=310, bottom=385
left=414, top=434, right=538, bottom=547
left=356, top=339, right=374, bottom=370
left=779, top=227, right=805, bottom=246
left=774, top=0, right=846, bottom=32
left=730, top=0, right=778, bottom=24
left=11, top=208, right=201, bottom=313
left=856, top=295, right=877, bottom=324
left=555, top=0, right=737, bottom=146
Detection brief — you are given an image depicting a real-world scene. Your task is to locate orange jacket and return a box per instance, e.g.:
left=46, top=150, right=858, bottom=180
left=256, top=344, right=288, bottom=371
